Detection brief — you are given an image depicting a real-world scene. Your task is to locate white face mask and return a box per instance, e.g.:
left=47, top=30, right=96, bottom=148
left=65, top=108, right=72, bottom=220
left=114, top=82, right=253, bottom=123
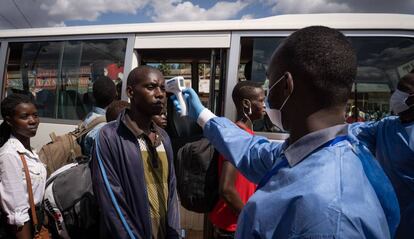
left=265, top=73, right=291, bottom=131
left=390, top=89, right=414, bottom=114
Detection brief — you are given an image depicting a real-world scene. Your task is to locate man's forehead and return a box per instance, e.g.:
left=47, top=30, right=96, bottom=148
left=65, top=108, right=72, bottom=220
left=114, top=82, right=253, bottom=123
left=253, top=88, right=265, bottom=99
left=138, top=71, right=164, bottom=84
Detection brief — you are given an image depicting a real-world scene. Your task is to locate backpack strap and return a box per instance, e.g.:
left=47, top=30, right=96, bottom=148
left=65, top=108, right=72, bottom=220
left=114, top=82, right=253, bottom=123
left=72, top=116, right=106, bottom=139
left=47, top=116, right=106, bottom=142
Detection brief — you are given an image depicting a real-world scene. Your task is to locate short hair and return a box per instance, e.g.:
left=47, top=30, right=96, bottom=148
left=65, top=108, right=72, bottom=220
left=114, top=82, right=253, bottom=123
left=105, top=100, right=129, bottom=122
left=232, top=81, right=263, bottom=106
left=127, top=65, right=162, bottom=87
left=93, top=76, right=116, bottom=108
left=278, top=26, right=357, bottom=107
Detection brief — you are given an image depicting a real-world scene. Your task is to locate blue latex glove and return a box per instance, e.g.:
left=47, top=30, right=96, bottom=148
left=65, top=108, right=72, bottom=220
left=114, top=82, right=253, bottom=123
left=170, top=88, right=205, bottom=120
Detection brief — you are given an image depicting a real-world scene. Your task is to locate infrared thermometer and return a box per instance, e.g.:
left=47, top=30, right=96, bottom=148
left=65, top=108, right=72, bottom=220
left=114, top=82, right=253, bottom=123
left=166, top=76, right=187, bottom=116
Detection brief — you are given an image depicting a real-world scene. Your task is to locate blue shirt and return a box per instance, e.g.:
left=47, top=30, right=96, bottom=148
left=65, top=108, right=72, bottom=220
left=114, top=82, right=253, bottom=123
left=204, top=117, right=391, bottom=238
left=82, top=107, right=106, bottom=156
left=350, top=116, right=414, bottom=236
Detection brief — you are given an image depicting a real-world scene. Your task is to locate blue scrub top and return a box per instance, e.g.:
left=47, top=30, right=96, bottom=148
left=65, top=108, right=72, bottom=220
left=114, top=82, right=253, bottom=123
left=351, top=116, right=414, bottom=236
left=204, top=117, right=391, bottom=239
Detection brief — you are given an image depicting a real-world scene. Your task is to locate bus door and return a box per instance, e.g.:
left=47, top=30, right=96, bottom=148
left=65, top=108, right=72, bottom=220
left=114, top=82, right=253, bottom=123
left=132, top=32, right=230, bottom=239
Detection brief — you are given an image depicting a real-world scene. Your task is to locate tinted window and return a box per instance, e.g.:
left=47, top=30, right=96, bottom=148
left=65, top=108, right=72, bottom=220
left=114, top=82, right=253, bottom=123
left=5, top=39, right=127, bottom=120
left=347, top=37, right=414, bottom=122
left=239, top=36, right=414, bottom=130
left=239, top=37, right=284, bottom=132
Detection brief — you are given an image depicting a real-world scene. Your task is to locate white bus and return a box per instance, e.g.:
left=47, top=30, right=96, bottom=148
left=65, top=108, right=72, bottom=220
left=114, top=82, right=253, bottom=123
left=0, top=13, right=414, bottom=150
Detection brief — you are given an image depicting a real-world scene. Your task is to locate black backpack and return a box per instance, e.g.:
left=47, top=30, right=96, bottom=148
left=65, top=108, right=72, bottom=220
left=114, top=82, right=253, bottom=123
left=176, top=138, right=219, bottom=213
left=43, top=160, right=99, bottom=239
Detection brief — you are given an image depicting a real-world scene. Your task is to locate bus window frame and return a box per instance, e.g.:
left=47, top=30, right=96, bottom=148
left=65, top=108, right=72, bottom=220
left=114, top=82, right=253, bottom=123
left=224, top=31, right=292, bottom=121
left=0, top=34, right=135, bottom=124
left=0, top=41, right=8, bottom=102
left=134, top=32, right=231, bottom=49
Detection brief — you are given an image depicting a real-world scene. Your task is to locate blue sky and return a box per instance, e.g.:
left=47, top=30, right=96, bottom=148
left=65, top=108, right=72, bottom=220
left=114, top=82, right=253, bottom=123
left=0, top=0, right=413, bottom=29
left=65, top=1, right=271, bottom=26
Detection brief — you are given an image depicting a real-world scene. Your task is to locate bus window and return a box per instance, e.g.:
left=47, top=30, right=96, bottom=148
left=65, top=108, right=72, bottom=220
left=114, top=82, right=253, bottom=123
left=148, top=62, right=221, bottom=110
left=239, top=36, right=414, bottom=132
left=347, top=37, right=414, bottom=123
left=239, top=37, right=285, bottom=133
left=138, top=48, right=226, bottom=115
left=4, top=39, right=126, bottom=120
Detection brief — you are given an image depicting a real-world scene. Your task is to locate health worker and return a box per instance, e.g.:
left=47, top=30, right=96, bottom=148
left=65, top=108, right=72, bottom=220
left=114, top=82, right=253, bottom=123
left=172, top=26, right=399, bottom=238
left=350, top=72, right=414, bottom=238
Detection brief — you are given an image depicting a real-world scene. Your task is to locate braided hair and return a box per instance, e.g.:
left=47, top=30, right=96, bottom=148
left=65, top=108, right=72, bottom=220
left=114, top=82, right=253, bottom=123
left=0, top=93, right=35, bottom=147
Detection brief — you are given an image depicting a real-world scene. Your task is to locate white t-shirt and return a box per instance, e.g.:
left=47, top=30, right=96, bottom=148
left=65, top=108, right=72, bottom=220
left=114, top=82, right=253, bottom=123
left=0, top=135, right=47, bottom=226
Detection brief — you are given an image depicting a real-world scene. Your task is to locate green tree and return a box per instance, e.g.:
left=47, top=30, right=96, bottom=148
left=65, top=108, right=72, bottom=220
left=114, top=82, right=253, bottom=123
left=157, top=63, right=172, bottom=75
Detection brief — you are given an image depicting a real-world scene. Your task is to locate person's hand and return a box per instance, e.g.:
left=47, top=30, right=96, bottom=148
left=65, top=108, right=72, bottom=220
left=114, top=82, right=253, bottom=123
left=170, top=88, right=205, bottom=120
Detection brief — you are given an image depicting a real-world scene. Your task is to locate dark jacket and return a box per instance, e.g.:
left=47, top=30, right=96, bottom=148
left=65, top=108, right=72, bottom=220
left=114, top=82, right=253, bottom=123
left=91, top=110, right=180, bottom=239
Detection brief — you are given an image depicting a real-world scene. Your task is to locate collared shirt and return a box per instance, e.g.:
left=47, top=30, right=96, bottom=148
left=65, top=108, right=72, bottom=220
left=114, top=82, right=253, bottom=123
left=82, top=106, right=106, bottom=156
left=284, top=124, right=348, bottom=166
left=122, top=112, right=161, bottom=146
left=124, top=112, right=168, bottom=239
left=0, top=136, right=47, bottom=226
left=202, top=114, right=390, bottom=238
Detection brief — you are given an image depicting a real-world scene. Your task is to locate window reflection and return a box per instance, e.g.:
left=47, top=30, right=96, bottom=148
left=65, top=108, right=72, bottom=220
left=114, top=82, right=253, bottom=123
left=239, top=36, right=414, bottom=131
left=347, top=37, right=414, bottom=122
left=5, top=39, right=126, bottom=120
left=239, top=37, right=285, bottom=132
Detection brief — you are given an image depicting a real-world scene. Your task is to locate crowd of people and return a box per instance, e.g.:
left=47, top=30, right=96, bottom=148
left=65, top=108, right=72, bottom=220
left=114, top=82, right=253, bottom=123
left=346, top=106, right=391, bottom=123
left=0, top=25, right=413, bottom=239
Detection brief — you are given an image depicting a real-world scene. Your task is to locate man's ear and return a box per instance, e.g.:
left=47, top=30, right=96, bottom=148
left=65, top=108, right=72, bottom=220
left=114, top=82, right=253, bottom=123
left=285, top=72, right=294, bottom=95
left=126, top=85, right=133, bottom=99
left=242, top=99, right=251, bottom=109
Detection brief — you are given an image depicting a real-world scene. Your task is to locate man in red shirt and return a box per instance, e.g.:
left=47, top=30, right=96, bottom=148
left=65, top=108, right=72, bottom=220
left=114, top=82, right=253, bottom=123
left=209, top=81, right=266, bottom=238
left=346, top=106, right=365, bottom=123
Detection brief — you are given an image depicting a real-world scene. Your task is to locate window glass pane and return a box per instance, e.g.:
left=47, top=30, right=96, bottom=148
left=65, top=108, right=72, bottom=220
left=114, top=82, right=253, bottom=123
left=5, top=39, right=127, bottom=120
left=347, top=37, right=414, bottom=122
left=251, top=38, right=284, bottom=83
left=239, top=37, right=284, bottom=84
left=146, top=62, right=218, bottom=108
left=140, top=48, right=226, bottom=115
left=239, top=37, right=285, bottom=132
left=147, top=62, right=192, bottom=88
left=6, top=41, right=63, bottom=118
left=239, top=36, right=414, bottom=131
